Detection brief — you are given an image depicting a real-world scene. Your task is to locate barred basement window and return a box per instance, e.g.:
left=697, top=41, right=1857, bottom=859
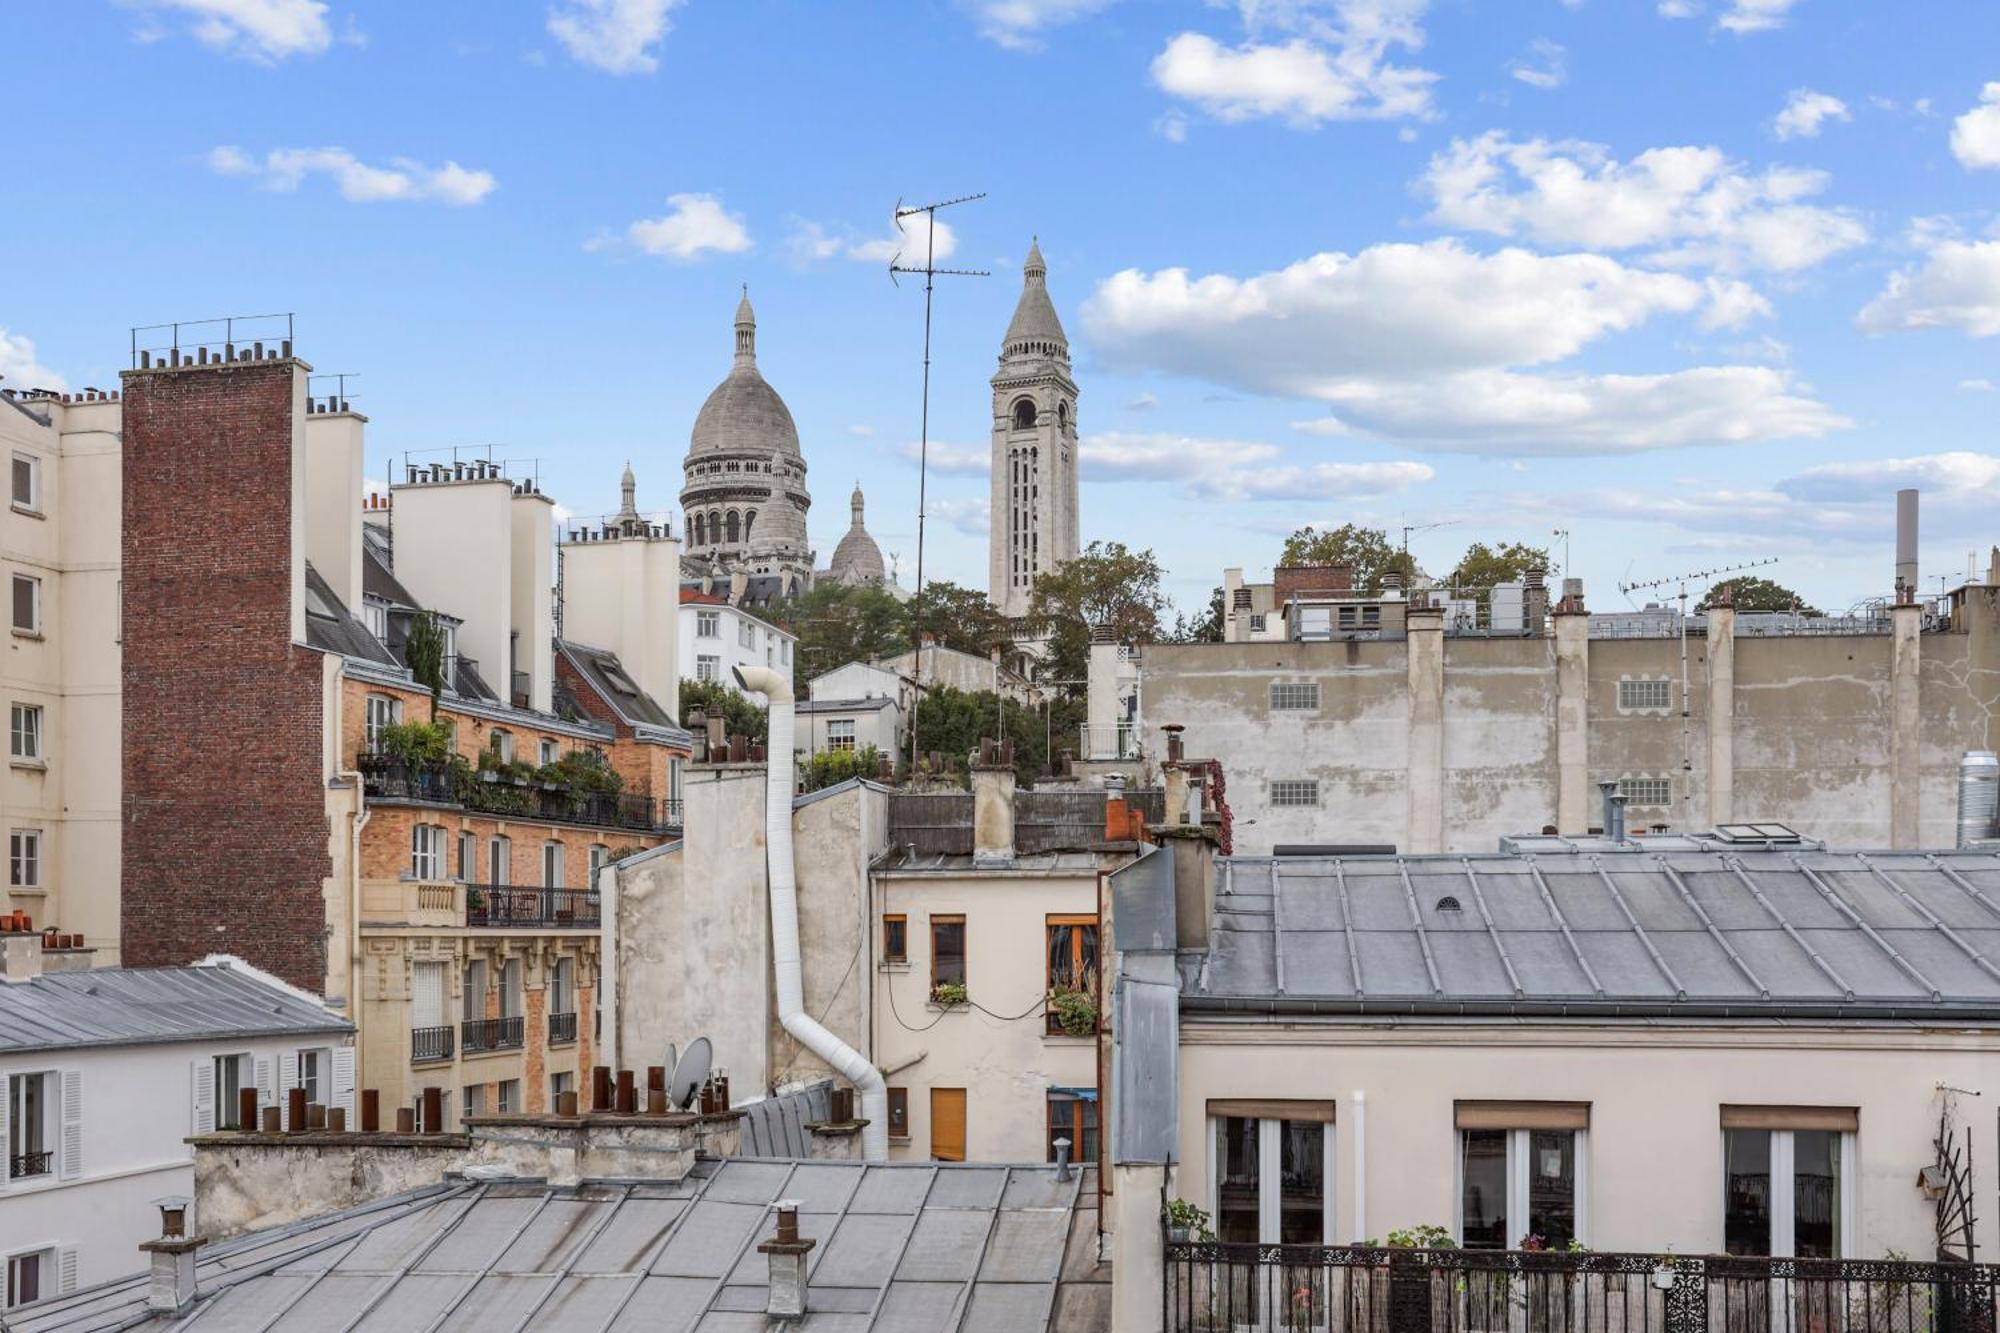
left=1617, top=678, right=1673, bottom=711
left=1620, top=777, right=1672, bottom=807
left=1269, top=682, right=1321, bottom=711
left=1271, top=780, right=1320, bottom=807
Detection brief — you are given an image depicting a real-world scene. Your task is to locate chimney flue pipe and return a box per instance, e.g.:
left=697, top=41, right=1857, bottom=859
left=1896, top=488, right=1919, bottom=601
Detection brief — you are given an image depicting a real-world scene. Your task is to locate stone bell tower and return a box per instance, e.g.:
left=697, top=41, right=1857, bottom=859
left=988, top=238, right=1079, bottom=620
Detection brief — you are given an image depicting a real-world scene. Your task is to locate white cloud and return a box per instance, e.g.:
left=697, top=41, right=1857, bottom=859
left=895, top=440, right=989, bottom=475
left=847, top=424, right=877, bottom=436
left=1857, top=240, right=2000, bottom=337
left=964, top=0, right=1114, bottom=51
left=1419, top=132, right=1867, bottom=272
left=1290, top=416, right=1352, bottom=435
left=1951, top=83, right=2000, bottom=170
left=547, top=0, right=683, bottom=74
left=1778, top=451, right=2000, bottom=502
left=1082, top=240, right=1847, bottom=454
left=210, top=145, right=495, bottom=204
left=1700, top=276, right=1774, bottom=330
left=1717, top=0, right=1801, bottom=33
left=1959, top=378, right=1995, bottom=392
left=1774, top=89, right=1849, bottom=140
left=928, top=497, right=991, bottom=536
left=619, top=193, right=752, bottom=261
left=1155, top=110, right=1190, bottom=143
left=1080, top=430, right=1433, bottom=501
left=0, top=329, right=65, bottom=392
left=143, top=0, right=337, bottom=62
left=1508, top=38, right=1566, bottom=91
left=1152, top=0, right=1439, bottom=127
left=1125, top=392, right=1158, bottom=412
left=789, top=213, right=958, bottom=267
left=1657, top=0, right=1699, bottom=16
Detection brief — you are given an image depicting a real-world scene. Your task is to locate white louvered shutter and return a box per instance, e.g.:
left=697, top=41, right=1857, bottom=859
left=191, top=1059, right=215, bottom=1136
left=59, top=1069, right=82, bottom=1180
left=0, top=1073, right=10, bottom=1194
left=279, top=1052, right=299, bottom=1128
left=58, top=1247, right=77, bottom=1294
left=255, top=1056, right=273, bottom=1107
left=331, top=1047, right=356, bottom=1121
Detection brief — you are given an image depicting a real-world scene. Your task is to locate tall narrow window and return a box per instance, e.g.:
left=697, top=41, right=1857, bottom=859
left=9, top=830, right=40, bottom=888
left=213, top=1055, right=248, bottom=1130
left=1047, top=1092, right=1099, bottom=1163
left=7, top=1072, right=51, bottom=1180
left=930, top=915, right=965, bottom=996
left=488, top=836, right=511, bottom=885
left=11, top=575, right=39, bottom=634
left=10, top=704, right=42, bottom=762
left=365, top=694, right=401, bottom=753
left=10, top=454, right=38, bottom=511
left=882, top=914, right=908, bottom=964
left=542, top=841, right=564, bottom=889
left=886, top=1087, right=910, bottom=1141
left=410, top=824, right=444, bottom=879
left=457, top=831, right=476, bottom=882
left=1455, top=1102, right=1589, bottom=1250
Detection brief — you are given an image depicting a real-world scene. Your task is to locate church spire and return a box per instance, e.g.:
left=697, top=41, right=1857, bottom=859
left=733, top=285, right=756, bottom=365
left=1001, top=236, right=1067, bottom=359
left=616, top=460, right=639, bottom=525
left=850, top=481, right=866, bottom=528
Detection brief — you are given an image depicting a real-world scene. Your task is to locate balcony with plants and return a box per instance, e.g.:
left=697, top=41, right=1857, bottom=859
left=359, top=720, right=681, bottom=834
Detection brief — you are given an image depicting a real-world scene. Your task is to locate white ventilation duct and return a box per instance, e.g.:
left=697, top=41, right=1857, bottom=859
left=734, top=664, right=888, bottom=1160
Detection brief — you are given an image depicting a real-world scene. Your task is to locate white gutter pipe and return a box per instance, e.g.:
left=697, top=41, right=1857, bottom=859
left=734, top=664, right=889, bottom=1161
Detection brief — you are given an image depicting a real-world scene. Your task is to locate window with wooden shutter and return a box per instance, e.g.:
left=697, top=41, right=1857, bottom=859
left=58, top=1069, right=81, bottom=1180
left=191, top=1059, right=215, bottom=1136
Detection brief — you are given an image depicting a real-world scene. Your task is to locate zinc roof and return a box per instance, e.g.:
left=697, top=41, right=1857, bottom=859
left=5, top=1161, right=1103, bottom=1333
left=1188, top=849, right=2000, bottom=1019
left=0, top=960, right=351, bottom=1055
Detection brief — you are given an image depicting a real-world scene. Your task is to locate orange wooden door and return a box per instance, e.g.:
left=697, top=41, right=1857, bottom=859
left=931, top=1088, right=967, bottom=1162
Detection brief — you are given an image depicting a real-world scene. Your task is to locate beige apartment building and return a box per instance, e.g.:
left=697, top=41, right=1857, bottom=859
left=0, top=390, right=120, bottom=958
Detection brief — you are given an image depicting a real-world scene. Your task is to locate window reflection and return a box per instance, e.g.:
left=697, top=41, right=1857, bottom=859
left=1794, top=1130, right=1841, bottom=1259
left=1724, top=1128, right=1772, bottom=1256
left=1279, top=1120, right=1325, bottom=1244
left=1461, top=1128, right=1508, bottom=1249
left=1527, top=1131, right=1577, bottom=1249
left=1216, top=1116, right=1260, bottom=1243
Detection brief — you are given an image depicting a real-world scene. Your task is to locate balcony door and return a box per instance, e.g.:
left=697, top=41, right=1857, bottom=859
left=931, top=1088, right=966, bottom=1162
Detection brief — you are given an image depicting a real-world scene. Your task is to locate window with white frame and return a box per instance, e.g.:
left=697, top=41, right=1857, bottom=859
left=410, top=824, right=445, bottom=880
left=542, top=841, right=563, bottom=889
left=1619, top=776, right=1672, bottom=808
left=457, top=831, right=476, bottom=882
left=213, top=1054, right=250, bottom=1130
left=11, top=575, right=39, bottom=635
left=1456, top=1102, right=1588, bottom=1250
left=498, top=959, right=522, bottom=1019
left=696, top=610, right=719, bottom=638
left=1270, top=780, right=1319, bottom=807
left=7, top=1071, right=53, bottom=1181
left=363, top=601, right=388, bottom=640
left=826, top=719, right=856, bottom=753
left=1269, top=682, right=1320, bottom=711
left=10, top=704, right=42, bottom=762
left=9, top=830, right=39, bottom=888
left=738, top=620, right=754, bottom=648
left=365, top=694, right=401, bottom=752
left=1210, top=1102, right=1334, bottom=1246
left=489, top=729, right=514, bottom=763
left=11, top=453, right=39, bottom=512
left=497, top=1079, right=518, bottom=1113
left=540, top=738, right=559, bottom=767
left=696, top=655, right=720, bottom=683
left=1722, top=1107, right=1853, bottom=1258
left=299, top=1049, right=326, bottom=1107
left=5, top=1250, right=53, bottom=1309
left=1617, top=678, right=1674, bottom=711
left=588, top=845, right=607, bottom=884
left=781, top=640, right=790, bottom=665
left=488, top=836, right=511, bottom=884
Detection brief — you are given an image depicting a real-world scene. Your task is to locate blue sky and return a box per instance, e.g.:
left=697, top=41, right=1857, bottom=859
left=7, top=0, right=2000, bottom=616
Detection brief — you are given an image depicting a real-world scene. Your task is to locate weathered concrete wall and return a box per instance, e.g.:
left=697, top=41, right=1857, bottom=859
left=773, top=782, right=886, bottom=1090
left=1144, top=617, right=2000, bottom=854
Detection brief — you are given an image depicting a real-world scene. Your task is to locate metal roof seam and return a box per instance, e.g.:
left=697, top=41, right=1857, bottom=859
left=1588, top=857, right=1686, bottom=1000
left=1394, top=859, right=1446, bottom=999
left=1925, top=854, right=2000, bottom=923
left=1332, top=861, right=1364, bottom=998
left=1654, top=859, right=1769, bottom=997
left=1270, top=862, right=1286, bottom=997
left=951, top=1166, right=1012, bottom=1332
left=1724, top=857, right=1855, bottom=1000
left=1855, top=854, right=2000, bottom=986
left=1790, top=856, right=1942, bottom=1000
left=327, top=1186, right=514, bottom=1333
left=861, top=1165, right=942, bottom=1329
left=1524, top=860, right=1605, bottom=998
left=694, top=1160, right=802, bottom=1322
left=1460, top=859, right=1525, bottom=999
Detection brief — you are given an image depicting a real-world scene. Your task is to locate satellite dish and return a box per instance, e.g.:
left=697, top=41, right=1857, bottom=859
left=668, top=1037, right=712, bottom=1111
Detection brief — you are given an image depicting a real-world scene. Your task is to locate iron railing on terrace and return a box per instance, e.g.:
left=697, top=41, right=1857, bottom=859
left=465, top=885, right=599, bottom=929
left=887, top=788, right=1167, bottom=857
left=411, top=1025, right=453, bottom=1064
left=549, top=1011, right=577, bottom=1044
left=358, top=756, right=683, bottom=834
left=8, top=1150, right=52, bottom=1180
left=1164, top=1243, right=2000, bottom=1333
left=462, top=1016, right=524, bottom=1054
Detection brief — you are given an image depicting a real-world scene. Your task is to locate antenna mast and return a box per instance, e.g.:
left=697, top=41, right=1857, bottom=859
left=1617, top=557, right=1780, bottom=831
left=889, top=191, right=988, bottom=777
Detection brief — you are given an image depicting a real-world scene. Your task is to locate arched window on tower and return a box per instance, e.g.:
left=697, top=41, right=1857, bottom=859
left=1012, top=398, right=1037, bottom=430
left=1058, top=401, right=1070, bottom=429
left=726, top=510, right=741, bottom=544
left=693, top=513, right=706, bottom=546
left=744, top=510, right=756, bottom=542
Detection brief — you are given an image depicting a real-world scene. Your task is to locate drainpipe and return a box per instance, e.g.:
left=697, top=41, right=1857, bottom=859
left=734, top=664, right=888, bottom=1161
left=340, top=767, right=371, bottom=1078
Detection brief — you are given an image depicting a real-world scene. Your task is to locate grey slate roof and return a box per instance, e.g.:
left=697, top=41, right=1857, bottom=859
left=1189, top=849, right=2000, bottom=1019
left=556, top=640, right=677, bottom=730
left=303, top=563, right=398, bottom=667
left=0, top=961, right=352, bottom=1055
left=4, top=1161, right=1106, bottom=1333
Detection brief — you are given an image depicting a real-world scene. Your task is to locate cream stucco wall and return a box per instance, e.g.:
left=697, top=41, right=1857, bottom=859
left=302, top=411, right=365, bottom=612
left=875, top=865, right=1100, bottom=1164
left=0, top=395, right=122, bottom=958
left=388, top=477, right=515, bottom=695
left=1169, top=1020, right=2000, bottom=1258
left=560, top=532, right=680, bottom=711
left=509, top=493, right=554, bottom=711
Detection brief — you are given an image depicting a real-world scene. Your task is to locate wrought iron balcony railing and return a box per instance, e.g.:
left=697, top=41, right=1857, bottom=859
left=411, top=1025, right=454, bottom=1064
left=548, top=1011, right=578, bottom=1044
left=465, top=885, right=599, bottom=929
left=8, top=1150, right=53, bottom=1180
left=358, top=756, right=683, bottom=834
left=462, top=1015, right=524, bottom=1054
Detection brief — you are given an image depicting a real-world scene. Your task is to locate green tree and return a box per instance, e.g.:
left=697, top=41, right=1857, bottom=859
left=1166, top=587, right=1224, bottom=644
left=1024, top=541, right=1170, bottom=697
left=679, top=677, right=768, bottom=744
left=1446, top=541, right=1552, bottom=602
left=403, top=611, right=448, bottom=720
left=769, top=582, right=909, bottom=686
left=908, top=579, right=1014, bottom=659
left=1699, top=576, right=1821, bottom=616
left=800, top=744, right=885, bottom=794
left=1278, top=524, right=1418, bottom=593
left=909, top=686, right=1088, bottom=784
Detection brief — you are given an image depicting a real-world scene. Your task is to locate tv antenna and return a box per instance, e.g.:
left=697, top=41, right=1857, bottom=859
left=1399, top=517, right=1456, bottom=554
left=1617, top=557, right=1780, bottom=830
left=889, top=192, right=988, bottom=776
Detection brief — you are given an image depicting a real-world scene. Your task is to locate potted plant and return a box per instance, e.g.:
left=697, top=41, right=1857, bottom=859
left=1162, top=1198, right=1214, bottom=1244
left=1048, top=987, right=1098, bottom=1037
left=1652, top=1251, right=1678, bottom=1291
left=931, top=981, right=968, bottom=1007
